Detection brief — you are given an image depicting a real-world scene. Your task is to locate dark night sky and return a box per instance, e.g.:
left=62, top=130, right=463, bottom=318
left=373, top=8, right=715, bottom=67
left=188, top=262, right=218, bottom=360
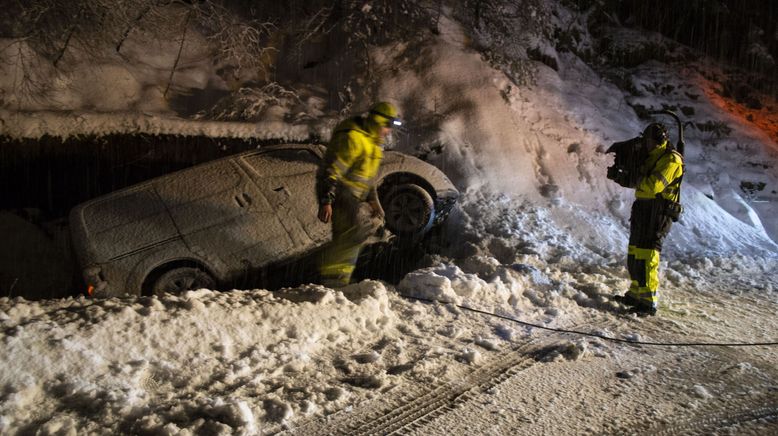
left=615, top=0, right=777, bottom=69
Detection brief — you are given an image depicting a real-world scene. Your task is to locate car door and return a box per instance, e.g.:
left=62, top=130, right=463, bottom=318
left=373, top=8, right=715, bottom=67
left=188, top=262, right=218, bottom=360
left=155, top=158, right=294, bottom=272
left=239, top=148, right=331, bottom=256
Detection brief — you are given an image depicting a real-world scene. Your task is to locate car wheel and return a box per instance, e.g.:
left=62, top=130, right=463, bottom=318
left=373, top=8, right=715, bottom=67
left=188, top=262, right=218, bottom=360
left=382, top=184, right=435, bottom=237
left=150, top=267, right=215, bottom=296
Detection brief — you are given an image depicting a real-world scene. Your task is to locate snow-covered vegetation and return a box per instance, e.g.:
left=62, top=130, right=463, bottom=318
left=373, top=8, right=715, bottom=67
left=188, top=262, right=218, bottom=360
left=1, top=0, right=777, bottom=434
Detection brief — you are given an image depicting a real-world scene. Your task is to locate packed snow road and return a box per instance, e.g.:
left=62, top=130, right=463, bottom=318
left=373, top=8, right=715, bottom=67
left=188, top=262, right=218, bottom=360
left=274, top=264, right=778, bottom=436
left=278, top=321, right=612, bottom=436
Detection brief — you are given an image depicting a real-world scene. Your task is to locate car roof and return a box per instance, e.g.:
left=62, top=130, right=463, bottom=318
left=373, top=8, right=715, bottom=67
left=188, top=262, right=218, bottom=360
left=71, top=143, right=326, bottom=209
left=244, top=143, right=325, bottom=158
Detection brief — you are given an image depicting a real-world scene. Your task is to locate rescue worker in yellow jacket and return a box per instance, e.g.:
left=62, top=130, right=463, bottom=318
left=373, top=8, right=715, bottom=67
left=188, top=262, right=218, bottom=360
left=617, top=123, right=684, bottom=316
left=316, top=101, right=402, bottom=288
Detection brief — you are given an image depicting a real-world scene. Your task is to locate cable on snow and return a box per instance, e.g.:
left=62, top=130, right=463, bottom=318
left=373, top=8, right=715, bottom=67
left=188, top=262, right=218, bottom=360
left=398, top=295, right=778, bottom=348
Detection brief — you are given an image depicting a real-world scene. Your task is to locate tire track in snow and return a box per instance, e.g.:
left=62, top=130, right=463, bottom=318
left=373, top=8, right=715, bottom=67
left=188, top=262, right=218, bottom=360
left=646, top=402, right=778, bottom=435
left=276, top=322, right=613, bottom=436
left=280, top=342, right=540, bottom=436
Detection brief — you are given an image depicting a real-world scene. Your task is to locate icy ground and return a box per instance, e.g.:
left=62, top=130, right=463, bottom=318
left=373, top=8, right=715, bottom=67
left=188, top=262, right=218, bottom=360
left=2, top=0, right=778, bottom=434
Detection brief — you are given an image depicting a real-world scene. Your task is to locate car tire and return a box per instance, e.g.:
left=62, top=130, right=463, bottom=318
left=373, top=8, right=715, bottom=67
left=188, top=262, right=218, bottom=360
left=382, top=183, right=435, bottom=238
left=150, top=267, right=215, bottom=296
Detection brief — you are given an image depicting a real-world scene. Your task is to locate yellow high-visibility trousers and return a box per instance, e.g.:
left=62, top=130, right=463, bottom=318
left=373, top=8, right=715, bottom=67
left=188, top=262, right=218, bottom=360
left=626, top=245, right=660, bottom=308
left=627, top=199, right=673, bottom=310
left=320, top=193, right=375, bottom=288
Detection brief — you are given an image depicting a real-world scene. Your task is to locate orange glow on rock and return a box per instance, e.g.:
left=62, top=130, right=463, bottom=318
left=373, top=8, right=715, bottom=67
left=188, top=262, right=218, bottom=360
left=699, top=79, right=778, bottom=148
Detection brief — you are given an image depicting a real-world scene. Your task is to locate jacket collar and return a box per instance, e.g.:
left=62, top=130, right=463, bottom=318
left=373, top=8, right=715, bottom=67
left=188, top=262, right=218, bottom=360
left=334, top=116, right=381, bottom=140
left=647, top=141, right=668, bottom=159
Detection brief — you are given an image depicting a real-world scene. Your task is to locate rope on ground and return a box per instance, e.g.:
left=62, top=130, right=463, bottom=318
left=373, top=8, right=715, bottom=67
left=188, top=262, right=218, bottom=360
left=398, top=294, right=778, bottom=347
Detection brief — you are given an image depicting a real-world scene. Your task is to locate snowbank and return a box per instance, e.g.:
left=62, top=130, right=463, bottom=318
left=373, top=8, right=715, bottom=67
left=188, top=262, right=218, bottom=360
left=0, top=282, right=393, bottom=433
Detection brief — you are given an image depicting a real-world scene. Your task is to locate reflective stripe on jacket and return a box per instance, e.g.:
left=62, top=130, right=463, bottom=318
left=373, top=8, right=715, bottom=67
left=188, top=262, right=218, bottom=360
left=635, top=142, right=683, bottom=202
left=319, top=117, right=383, bottom=202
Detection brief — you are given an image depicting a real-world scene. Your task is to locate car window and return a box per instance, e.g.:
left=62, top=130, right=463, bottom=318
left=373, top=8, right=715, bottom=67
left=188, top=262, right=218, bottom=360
left=84, top=188, right=167, bottom=233
left=242, top=149, right=320, bottom=178
left=155, top=160, right=242, bottom=207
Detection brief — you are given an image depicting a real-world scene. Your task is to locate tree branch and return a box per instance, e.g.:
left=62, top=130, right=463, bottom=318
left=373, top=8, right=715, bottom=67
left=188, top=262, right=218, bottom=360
left=116, top=3, right=153, bottom=53
left=164, top=9, right=191, bottom=99
left=53, top=24, right=77, bottom=67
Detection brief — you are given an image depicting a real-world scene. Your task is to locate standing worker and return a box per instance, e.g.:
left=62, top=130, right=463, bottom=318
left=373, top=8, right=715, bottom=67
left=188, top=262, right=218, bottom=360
left=613, top=122, right=684, bottom=316
left=316, top=101, right=402, bottom=288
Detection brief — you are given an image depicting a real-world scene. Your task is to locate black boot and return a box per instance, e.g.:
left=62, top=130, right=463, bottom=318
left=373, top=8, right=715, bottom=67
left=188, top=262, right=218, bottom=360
left=613, top=292, right=641, bottom=307
left=628, top=304, right=657, bottom=317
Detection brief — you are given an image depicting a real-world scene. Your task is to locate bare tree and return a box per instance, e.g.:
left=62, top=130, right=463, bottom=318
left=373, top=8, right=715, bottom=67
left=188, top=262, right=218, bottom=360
left=1, top=0, right=281, bottom=104
left=456, top=0, right=553, bottom=86
left=190, top=1, right=277, bottom=84
left=0, top=0, right=442, bottom=115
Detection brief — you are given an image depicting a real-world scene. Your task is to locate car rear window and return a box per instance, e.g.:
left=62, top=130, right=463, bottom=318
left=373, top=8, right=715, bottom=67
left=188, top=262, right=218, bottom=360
left=84, top=188, right=167, bottom=233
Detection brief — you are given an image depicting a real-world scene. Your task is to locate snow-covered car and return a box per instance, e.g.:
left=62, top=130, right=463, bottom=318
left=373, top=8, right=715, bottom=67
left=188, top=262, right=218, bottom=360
left=69, top=143, right=459, bottom=297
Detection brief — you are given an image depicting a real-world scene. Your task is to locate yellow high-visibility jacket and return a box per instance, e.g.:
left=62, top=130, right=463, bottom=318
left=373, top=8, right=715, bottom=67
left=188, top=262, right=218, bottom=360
left=635, top=142, right=683, bottom=202
left=318, top=117, right=383, bottom=204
